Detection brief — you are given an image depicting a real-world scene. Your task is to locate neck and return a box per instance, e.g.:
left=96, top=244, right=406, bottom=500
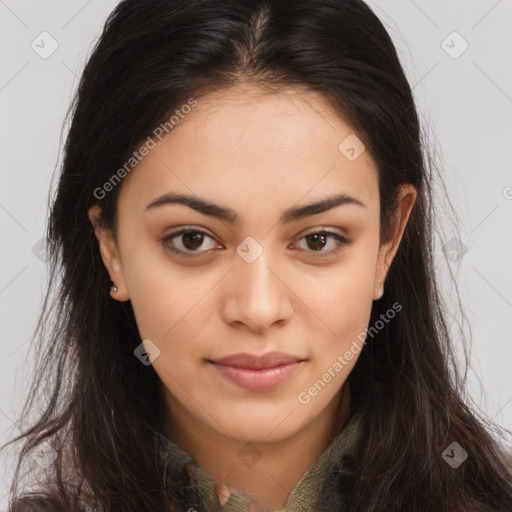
left=162, top=385, right=352, bottom=510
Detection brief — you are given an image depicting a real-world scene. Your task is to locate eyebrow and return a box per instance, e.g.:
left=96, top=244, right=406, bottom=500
left=145, top=192, right=365, bottom=224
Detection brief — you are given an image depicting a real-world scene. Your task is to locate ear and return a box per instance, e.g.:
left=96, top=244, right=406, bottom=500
left=373, top=184, right=417, bottom=300
left=88, top=204, right=130, bottom=301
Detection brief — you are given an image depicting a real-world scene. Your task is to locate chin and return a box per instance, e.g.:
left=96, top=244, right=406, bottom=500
left=215, top=408, right=310, bottom=443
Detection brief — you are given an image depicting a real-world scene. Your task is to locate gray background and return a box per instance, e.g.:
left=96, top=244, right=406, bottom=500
left=1, top=0, right=511, bottom=506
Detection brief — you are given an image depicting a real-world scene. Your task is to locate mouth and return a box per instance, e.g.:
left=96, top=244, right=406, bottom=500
left=207, top=351, right=305, bottom=391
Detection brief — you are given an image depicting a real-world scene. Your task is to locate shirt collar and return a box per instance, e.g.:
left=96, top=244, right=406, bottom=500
left=153, top=409, right=363, bottom=512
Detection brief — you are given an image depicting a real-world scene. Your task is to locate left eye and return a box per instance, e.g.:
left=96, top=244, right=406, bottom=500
left=294, top=229, right=348, bottom=254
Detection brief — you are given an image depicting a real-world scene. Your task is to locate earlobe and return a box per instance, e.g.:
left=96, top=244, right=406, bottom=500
left=373, top=240, right=390, bottom=300
left=373, top=281, right=384, bottom=301
left=87, top=205, right=130, bottom=301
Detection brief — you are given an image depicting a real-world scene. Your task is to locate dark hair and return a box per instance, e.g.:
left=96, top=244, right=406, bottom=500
left=4, top=0, right=512, bottom=511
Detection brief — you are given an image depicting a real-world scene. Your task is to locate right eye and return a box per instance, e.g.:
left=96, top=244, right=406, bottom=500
left=161, top=228, right=222, bottom=257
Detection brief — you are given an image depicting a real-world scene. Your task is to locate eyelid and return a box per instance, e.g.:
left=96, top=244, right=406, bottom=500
left=298, top=225, right=346, bottom=239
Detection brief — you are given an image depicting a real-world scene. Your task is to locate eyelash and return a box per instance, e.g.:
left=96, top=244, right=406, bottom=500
left=160, top=227, right=351, bottom=258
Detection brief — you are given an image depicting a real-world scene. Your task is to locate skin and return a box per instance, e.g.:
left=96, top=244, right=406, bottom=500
left=89, top=84, right=416, bottom=511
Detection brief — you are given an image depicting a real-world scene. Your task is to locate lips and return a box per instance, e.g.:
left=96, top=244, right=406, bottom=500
left=211, top=351, right=302, bottom=369
left=208, top=351, right=304, bottom=391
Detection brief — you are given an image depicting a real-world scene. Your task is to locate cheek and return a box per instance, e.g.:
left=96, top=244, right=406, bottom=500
left=299, top=238, right=378, bottom=365
left=129, top=286, right=209, bottom=370
left=303, top=239, right=378, bottom=325
left=128, top=271, right=207, bottom=395
left=120, top=241, right=202, bottom=349
left=119, top=222, right=192, bottom=316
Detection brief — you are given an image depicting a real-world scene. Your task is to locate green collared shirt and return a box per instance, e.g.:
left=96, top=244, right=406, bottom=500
left=153, top=410, right=364, bottom=512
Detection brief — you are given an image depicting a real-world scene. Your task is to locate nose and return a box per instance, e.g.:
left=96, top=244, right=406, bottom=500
left=221, top=248, right=294, bottom=334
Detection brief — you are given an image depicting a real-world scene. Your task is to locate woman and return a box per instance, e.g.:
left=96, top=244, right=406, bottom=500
left=4, top=0, right=512, bottom=511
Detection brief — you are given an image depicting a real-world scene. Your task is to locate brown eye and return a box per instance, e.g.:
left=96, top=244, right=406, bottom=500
left=305, top=231, right=329, bottom=251
left=161, top=229, right=220, bottom=256
left=295, top=229, right=349, bottom=255
left=181, top=231, right=206, bottom=250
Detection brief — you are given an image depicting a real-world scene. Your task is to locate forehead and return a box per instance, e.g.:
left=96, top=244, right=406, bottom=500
left=117, top=84, right=379, bottom=221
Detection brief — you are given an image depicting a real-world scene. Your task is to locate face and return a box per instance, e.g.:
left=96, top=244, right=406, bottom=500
left=89, top=84, right=415, bottom=443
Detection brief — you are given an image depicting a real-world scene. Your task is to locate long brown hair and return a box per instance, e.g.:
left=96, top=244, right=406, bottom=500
left=4, top=0, right=512, bottom=510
